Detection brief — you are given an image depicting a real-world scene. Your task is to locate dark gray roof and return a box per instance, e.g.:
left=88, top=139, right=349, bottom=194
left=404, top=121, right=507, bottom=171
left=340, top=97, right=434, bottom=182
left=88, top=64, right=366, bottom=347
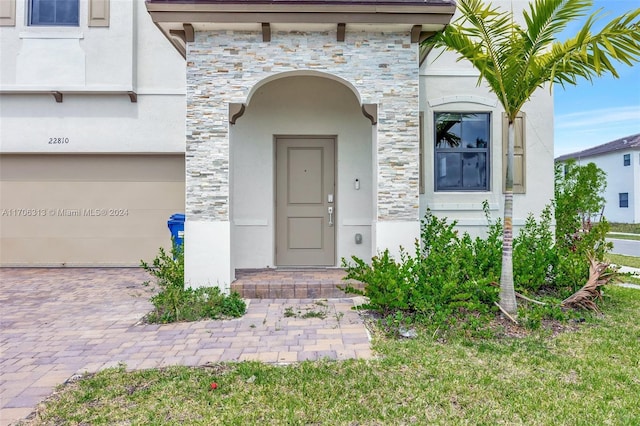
left=555, top=133, right=640, bottom=162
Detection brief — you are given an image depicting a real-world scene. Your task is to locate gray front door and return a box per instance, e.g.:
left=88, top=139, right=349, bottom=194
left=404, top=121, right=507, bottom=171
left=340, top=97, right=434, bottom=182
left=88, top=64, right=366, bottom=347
left=276, top=137, right=335, bottom=266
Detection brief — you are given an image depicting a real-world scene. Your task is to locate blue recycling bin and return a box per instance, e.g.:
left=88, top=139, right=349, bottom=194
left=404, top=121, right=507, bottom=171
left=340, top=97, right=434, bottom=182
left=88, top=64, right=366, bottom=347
left=167, top=213, right=185, bottom=249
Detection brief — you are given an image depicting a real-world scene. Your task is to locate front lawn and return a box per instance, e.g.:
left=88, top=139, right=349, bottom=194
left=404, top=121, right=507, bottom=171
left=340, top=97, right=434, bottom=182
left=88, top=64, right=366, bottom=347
left=607, top=233, right=640, bottom=241
left=24, top=286, right=640, bottom=425
left=609, top=223, right=640, bottom=234
left=607, top=222, right=640, bottom=241
left=607, top=253, right=640, bottom=269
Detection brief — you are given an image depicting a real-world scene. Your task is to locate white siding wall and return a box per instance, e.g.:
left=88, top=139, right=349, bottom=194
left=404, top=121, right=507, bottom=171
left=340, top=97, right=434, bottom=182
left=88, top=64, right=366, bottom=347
left=574, top=150, right=639, bottom=223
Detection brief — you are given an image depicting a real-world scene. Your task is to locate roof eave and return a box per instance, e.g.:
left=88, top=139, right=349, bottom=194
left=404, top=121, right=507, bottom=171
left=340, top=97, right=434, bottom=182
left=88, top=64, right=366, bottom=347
left=145, top=1, right=456, bottom=58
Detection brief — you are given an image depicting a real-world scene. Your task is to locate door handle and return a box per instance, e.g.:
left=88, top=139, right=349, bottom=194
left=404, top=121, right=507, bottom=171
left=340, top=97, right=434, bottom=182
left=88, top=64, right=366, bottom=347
left=328, top=206, right=334, bottom=227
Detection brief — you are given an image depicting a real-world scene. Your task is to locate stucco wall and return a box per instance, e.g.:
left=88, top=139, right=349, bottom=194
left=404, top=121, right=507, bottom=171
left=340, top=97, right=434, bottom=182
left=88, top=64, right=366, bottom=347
left=0, top=0, right=186, bottom=154
left=414, top=0, right=555, bottom=237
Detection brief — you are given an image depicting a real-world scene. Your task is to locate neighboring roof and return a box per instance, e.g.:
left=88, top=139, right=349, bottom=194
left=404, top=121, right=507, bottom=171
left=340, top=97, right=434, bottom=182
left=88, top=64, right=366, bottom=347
left=555, top=133, right=640, bottom=162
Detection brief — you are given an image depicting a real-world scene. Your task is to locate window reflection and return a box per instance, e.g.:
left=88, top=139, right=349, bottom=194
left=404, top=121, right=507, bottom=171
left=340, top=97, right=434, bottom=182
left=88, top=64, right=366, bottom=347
left=435, top=113, right=490, bottom=191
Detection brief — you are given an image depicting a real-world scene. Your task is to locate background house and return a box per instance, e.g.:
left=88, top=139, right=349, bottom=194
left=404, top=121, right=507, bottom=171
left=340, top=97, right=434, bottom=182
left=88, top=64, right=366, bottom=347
left=556, top=134, right=640, bottom=224
left=1, top=0, right=555, bottom=292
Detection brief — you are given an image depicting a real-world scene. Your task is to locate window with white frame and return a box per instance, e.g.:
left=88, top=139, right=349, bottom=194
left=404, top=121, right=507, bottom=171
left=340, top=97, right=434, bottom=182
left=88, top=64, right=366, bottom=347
left=619, top=192, right=629, bottom=208
left=623, top=153, right=631, bottom=166
left=29, top=0, right=79, bottom=26
left=434, top=112, right=490, bottom=191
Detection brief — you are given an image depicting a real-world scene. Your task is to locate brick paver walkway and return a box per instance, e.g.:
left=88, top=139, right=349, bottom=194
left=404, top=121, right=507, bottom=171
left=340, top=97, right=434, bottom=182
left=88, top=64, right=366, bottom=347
left=0, top=268, right=372, bottom=426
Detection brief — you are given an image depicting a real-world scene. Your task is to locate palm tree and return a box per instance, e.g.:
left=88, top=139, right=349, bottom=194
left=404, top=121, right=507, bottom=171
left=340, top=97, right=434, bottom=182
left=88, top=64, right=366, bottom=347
left=424, top=0, right=640, bottom=314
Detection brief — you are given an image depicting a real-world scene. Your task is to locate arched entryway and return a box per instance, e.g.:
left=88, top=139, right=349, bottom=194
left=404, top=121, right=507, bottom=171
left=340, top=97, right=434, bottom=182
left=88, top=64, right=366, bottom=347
left=230, top=74, right=374, bottom=270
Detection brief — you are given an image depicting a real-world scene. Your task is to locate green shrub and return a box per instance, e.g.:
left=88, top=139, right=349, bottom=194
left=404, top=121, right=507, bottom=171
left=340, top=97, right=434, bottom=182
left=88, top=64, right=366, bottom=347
left=341, top=249, right=414, bottom=315
left=511, top=162, right=612, bottom=297
left=141, top=243, right=246, bottom=323
left=554, top=161, right=612, bottom=294
left=343, top=209, right=499, bottom=327
left=513, top=205, right=557, bottom=293
left=344, top=161, right=613, bottom=328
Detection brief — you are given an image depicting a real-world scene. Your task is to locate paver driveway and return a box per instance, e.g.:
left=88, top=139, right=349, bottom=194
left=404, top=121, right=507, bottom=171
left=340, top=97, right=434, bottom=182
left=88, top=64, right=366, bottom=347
left=0, top=268, right=372, bottom=425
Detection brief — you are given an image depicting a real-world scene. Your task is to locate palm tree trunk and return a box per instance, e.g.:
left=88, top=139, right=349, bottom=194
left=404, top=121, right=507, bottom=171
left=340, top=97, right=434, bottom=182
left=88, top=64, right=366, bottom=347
left=500, top=121, right=518, bottom=314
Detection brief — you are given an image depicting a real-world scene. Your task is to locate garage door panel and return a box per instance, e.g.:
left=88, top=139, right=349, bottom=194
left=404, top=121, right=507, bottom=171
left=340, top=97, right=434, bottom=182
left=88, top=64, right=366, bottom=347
left=0, top=155, right=184, bottom=182
left=0, top=155, right=185, bottom=266
left=0, top=181, right=185, bottom=210
left=1, top=237, right=170, bottom=266
left=0, top=210, right=179, bottom=238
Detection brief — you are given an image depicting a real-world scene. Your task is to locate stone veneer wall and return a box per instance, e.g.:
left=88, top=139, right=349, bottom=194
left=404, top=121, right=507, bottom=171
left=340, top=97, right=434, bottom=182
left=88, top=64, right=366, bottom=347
left=186, top=30, right=420, bottom=222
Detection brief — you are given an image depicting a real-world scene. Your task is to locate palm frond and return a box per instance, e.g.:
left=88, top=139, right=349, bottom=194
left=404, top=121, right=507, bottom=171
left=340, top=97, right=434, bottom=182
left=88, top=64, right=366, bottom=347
left=523, top=0, right=592, bottom=53
left=429, top=0, right=514, bottom=110
left=543, top=8, right=640, bottom=87
left=423, top=0, right=640, bottom=120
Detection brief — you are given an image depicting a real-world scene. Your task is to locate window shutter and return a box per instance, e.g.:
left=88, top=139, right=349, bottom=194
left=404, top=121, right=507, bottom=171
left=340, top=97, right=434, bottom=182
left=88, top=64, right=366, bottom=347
left=89, top=0, right=109, bottom=27
left=0, top=0, right=15, bottom=26
left=503, top=112, right=526, bottom=194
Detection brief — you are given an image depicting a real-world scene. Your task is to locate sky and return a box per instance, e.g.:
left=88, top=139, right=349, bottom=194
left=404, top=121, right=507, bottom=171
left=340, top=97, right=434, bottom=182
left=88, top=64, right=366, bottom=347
left=553, top=0, right=640, bottom=157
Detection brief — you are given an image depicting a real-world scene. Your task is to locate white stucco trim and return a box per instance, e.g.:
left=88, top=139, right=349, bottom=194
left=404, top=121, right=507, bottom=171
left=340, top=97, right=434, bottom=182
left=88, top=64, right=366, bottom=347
left=184, top=220, right=233, bottom=292
left=428, top=95, right=498, bottom=108
left=374, top=220, right=420, bottom=259
left=421, top=69, right=480, bottom=77
left=0, top=85, right=133, bottom=91
left=135, top=89, right=186, bottom=95
left=19, top=32, right=84, bottom=39
left=451, top=218, right=527, bottom=226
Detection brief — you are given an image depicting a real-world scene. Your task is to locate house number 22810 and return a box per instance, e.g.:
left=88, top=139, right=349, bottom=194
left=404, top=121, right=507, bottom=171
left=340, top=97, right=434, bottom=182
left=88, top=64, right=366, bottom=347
left=48, top=137, right=69, bottom=144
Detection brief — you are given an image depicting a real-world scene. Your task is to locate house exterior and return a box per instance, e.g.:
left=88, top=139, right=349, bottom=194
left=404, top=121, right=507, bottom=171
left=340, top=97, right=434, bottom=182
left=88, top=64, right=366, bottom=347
left=1, top=0, right=555, bottom=292
left=556, top=134, right=640, bottom=224
left=0, top=0, right=185, bottom=266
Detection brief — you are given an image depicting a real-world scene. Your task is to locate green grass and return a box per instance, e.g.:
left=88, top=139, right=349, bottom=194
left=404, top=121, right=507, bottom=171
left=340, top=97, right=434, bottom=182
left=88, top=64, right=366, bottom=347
left=607, top=233, right=640, bottom=241
left=623, top=276, right=640, bottom=285
left=24, top=288, right=640, bottom=425
left=606, top=254, right=640, bottom=284
left=609, top=223, right=640, bottom=234
left=607, top=223, right=640, bottom=240
left=606, top=253, right=640, bottom=269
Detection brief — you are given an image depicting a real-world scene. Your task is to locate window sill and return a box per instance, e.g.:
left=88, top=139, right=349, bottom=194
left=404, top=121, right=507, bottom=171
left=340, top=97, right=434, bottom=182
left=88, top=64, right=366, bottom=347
left=428, top=202, right=499, bottom=211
